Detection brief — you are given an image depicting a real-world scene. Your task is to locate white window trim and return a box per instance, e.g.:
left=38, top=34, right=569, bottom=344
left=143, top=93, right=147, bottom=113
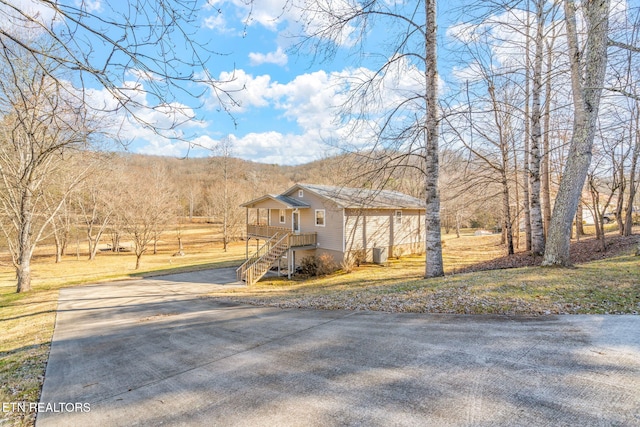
left=315, top=209, right=326, bottom=227
left=298, top=189, right=304, bottom=198
left=395, top=210, right=402, bottom=224
left=279, top=209, right=286, bottom=224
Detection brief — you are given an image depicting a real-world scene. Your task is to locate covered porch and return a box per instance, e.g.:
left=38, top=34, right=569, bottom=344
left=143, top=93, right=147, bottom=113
left=241, top=195, right=318, bottom=277
left=246, top=224, right=317, bottom=248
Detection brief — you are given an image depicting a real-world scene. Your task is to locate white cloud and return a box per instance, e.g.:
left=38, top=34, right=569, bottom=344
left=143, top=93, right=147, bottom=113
left=213, top=68, right=347, bottom=133
left=228, top=131, right=334, bottom=165
left=207, top=0, right=293, bottom=31
left=214, top=69, right=273, bottom=112
left=190, top=134, right=218, bottom=150
left=1, top=0, right=62, bottom=32
left=81, top=80, right=209, bottom=158
left=75, top=0, right=102, bottom=13
left=197, top=57, right=434, bottom=164
left=204, top=0, right=357, bottom=46
left=249, top=47, right=288, bottom=66
left=203, top=12, right=231, bottom=33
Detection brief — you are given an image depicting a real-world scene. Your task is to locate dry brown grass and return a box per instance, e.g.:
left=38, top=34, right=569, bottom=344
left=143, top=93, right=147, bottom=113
left=212, top=230, right=640, bottom=316
left=1, top=225, right=638, bottom=426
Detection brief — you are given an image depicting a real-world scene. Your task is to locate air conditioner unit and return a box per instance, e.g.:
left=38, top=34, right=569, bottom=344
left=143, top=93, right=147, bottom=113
left=373, top=247, right=387, bottom=264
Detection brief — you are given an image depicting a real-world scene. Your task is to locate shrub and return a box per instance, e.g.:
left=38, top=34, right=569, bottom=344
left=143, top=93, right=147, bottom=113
left=394, top=247, right=405, bottom=260
left=299, top=254, right=338, bottom=277
left=340, top=257, right=355, bottom=273
left=353, top=249, right=366, bottom=266
left=316, top=253, right=338, bottom=276
left=299, top=255, right=318, bottom=276
left=341, top=250, right=366, bottom=273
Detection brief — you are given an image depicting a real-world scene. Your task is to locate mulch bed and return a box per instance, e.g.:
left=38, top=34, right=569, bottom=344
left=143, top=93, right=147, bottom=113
left=456, top=233, right=640, bottom=274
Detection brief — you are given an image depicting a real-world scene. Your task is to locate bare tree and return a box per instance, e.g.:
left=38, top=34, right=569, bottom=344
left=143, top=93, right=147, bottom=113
left=296, top=0, right=443, bottom=277
left=607, top=8, right=640, bottom=237
left=149, top=164, right=177, bottom=255
left=211, top=138, right=246, bottom=251
left=624, top=104, right=640, bottom=236
left=0, top=39, right=92, bottom=292
left=214, top=138, right=232, bottom=252
left=0, top=0, right=236, bottom=141
left=445, top=75, right=520, bottom=255
left=119, top=162, right=175, bottom=269
left=528, top=0, right=547, bottom=255
left=541, top=35, right=558, bottom=237
left=77, top=167, right=115, bottom=260
left=44, top=159, right=81, bottom=263
left=543, top=0, right=610, bottom=266
left=587, top=169, right=617, bottom=250
left=49, top=198, right=73, bottom=263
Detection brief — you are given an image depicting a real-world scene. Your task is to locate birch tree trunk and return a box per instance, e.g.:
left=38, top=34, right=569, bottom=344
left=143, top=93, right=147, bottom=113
left=501, top=173, right=515, bottom=255
left=541, top=38, right=554, bottom=237
left=575, top=199, right=585, bottom=237
left=511, top=135, right=521, bottom=249
left=615, top=154, right=626, bottom=236
left=529, top=0, right=546, bottom=255
left=542, top=0, right=610, bottom=266
left=424, top=0, right=444, bottom=278
left=623, top=106, right=639, bottom=236
left=523, top=1, right=533, bottom=252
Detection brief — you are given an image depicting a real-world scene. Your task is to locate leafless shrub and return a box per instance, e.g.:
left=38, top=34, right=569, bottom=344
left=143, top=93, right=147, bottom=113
left=300, top=254, right=338, bottom=276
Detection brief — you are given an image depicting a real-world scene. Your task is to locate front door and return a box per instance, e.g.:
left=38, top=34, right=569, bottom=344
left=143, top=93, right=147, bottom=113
left=292, top=211, right=300, bottom=234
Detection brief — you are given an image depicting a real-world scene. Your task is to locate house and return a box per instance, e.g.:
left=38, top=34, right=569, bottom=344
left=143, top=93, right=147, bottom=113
left=237, top=183, right=426, bottom=285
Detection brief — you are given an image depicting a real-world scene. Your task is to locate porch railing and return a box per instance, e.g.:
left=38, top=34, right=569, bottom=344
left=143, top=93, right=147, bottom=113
left=288, top=233, right=317, bottom=247
left=247, top=224, right=290, bottom=238
left=247, top=224, right=317, bottom=247
left=236, top=232, right=287, bottom=284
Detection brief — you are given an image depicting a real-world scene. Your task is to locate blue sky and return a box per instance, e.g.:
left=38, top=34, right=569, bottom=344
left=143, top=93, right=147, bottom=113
left=113, top=0, right=465, bottom=165
left=9, top=0, right=491, bottom=165
left=15, top=0, right=630, bottom=166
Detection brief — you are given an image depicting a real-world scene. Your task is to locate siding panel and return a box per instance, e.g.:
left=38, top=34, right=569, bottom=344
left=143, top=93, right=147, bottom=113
left=345, top=208, right=425, bottom=259
left=283, top=188, right=344, bottom=253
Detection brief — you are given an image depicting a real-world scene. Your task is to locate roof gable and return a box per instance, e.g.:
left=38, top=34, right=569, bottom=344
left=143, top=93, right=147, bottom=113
left=241, top=194, right=310, bottom=209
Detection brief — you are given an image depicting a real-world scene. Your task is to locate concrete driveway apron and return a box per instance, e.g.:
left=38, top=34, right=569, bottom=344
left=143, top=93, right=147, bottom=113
left=37, top=269, right=640, bottom=426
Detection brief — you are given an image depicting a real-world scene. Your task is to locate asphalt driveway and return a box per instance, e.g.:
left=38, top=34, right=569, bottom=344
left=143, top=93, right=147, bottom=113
left=37, top=268, right=640, bottom=426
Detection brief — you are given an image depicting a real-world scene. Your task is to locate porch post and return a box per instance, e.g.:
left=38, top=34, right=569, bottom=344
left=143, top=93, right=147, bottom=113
left=245, top=208, right=249, bottom=260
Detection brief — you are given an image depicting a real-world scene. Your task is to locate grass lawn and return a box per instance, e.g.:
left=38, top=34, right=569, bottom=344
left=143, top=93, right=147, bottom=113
left=215, top=252, right=639, bottom=315
left=0, top=226, right=638, bottom=426
left=212, top=231, right=640, bottom=315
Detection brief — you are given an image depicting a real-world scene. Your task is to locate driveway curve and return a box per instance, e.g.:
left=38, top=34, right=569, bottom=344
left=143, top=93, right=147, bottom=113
left=37, top=268, right=640, bottom=426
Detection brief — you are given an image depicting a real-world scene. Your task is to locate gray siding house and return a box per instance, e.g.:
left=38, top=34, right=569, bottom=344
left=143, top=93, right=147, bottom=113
left=237, top=184, right=426, bottom=285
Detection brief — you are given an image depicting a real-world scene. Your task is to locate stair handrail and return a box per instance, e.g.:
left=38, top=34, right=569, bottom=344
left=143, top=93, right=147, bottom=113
left=237, top=232, right=290, bottom=283
left=245, top=232, right=290, bottom=286
left=237, top=232, right=281, bottom=281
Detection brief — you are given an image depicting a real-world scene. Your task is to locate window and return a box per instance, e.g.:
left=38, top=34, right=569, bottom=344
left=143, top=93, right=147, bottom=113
left=279, top=209, right=286, bottom=224
left=315, top=209, right=325, bottom=227
left=298, top=189, right=304, bottom=198
left=395, top=210, right=402, bottom=224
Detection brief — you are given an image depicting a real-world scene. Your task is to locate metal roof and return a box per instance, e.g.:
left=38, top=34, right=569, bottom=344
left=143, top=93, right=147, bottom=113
left=291, top=184, right=426, bottom=210
left=240, top=194, right=310, bottom=209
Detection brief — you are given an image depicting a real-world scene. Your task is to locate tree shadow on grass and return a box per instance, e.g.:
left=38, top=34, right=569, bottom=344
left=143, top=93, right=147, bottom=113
left=455, top=233, right=639, bottom=274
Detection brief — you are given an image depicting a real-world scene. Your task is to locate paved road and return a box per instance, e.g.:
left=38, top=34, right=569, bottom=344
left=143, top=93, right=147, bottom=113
left=37, top=269, right=640, bottom=426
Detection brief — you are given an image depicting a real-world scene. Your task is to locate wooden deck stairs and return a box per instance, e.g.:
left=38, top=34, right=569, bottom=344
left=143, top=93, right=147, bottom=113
left=236, top=232, right=290, bottom=286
